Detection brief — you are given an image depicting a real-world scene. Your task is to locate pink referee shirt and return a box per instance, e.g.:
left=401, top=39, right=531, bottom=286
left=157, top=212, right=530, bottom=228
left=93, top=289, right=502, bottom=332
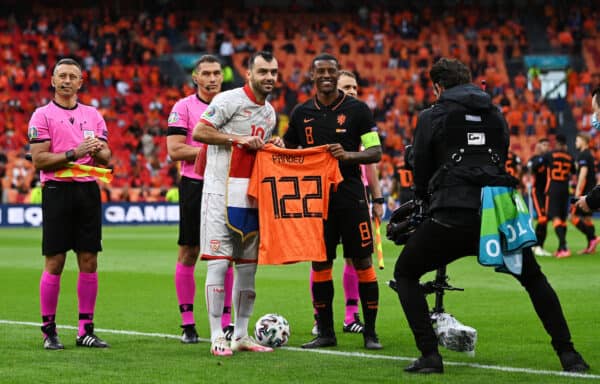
left=167, top=94, right=209, bottom=180
left=28, top=101, right=108, bottom=183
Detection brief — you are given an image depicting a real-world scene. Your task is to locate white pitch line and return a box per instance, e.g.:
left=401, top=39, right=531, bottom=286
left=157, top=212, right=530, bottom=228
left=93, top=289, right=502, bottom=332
left=2, top=319, right=597, bottom=380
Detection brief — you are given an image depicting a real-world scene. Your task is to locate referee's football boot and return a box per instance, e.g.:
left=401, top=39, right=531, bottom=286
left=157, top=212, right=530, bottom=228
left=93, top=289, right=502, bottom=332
left=404, top=352, right=444, bottom=374
left=76, top=323, right=109, bottom=348
left=222, top=323, right=234, bottom=341
left=301, top=329, right=337, bottom=349
left=180, top=324, right=199, bottom=344
left=343, top=313, right=365, bottom=334
left=41, top=323, right=64, bottom=350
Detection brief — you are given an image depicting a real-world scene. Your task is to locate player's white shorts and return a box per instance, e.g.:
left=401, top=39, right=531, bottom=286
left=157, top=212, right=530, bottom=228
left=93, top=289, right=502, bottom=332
left=200, top=192, right=258, bottom=262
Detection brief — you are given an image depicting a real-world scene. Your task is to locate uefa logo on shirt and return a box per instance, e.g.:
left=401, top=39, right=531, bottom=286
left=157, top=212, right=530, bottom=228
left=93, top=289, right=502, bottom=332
left=203, top=106, right=216, bottom=119
left=168, top=112, right=179, bottom=124
left=28, top=126, right=38, bottom=140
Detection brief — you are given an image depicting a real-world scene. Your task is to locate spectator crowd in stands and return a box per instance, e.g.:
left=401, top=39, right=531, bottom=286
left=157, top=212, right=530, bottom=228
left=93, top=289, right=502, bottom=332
left=1, top=3, right=599, bottom=205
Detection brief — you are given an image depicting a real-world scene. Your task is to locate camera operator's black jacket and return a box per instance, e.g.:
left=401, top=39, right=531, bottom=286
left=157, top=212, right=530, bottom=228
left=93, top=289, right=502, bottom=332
left=412, top=84, right=517, bottom=226
left=585, top=186, right=600, bottom=210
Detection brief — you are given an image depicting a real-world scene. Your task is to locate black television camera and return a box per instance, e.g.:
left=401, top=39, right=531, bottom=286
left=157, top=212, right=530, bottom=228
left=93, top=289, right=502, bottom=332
left=386, top=199, right=426, bottom=245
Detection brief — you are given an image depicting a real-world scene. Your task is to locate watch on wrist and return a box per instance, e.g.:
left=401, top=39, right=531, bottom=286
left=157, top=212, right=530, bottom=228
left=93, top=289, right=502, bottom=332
left=373, top=197, right=385, bottom=204
left=65, top=149, right=76, bottom=162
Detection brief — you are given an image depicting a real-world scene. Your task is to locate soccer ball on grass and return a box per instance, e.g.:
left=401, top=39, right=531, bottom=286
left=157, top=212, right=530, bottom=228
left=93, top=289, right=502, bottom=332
left=254, top=313, right=290, bottom=347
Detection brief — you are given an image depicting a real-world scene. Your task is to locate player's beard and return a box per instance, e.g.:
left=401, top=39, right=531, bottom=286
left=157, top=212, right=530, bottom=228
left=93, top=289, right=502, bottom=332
left=250, top=77, right=273, bottom=100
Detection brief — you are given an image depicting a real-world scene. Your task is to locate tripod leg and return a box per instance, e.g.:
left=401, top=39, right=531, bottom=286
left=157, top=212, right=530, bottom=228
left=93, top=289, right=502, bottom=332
left=431, top=266, right=447, bottom=314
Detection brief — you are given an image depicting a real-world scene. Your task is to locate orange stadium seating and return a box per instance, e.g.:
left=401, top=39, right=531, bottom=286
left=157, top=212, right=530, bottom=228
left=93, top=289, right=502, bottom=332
left=1, top=3, right=599, bottom=203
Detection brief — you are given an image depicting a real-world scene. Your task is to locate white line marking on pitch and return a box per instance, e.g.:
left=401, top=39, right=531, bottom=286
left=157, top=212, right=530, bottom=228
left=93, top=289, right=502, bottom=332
left=1, top=319, right=596, bottom=380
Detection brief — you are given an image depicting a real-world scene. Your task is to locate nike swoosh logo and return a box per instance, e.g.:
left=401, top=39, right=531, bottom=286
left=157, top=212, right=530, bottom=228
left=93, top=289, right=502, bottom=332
left=303, top=118, right=315, bottom=123
left=361, top=241, right=373, bottom=247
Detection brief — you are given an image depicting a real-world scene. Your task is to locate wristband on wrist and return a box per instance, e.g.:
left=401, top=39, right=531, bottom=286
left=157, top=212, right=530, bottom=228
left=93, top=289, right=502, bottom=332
left=373, top=197, right=385, bottom=204
left=65, top=149, right=76, bottom=162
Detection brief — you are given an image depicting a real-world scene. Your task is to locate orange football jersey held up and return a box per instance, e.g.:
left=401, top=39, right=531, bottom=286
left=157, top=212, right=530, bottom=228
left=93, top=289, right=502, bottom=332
left=248, top=144, right=343, bottom=265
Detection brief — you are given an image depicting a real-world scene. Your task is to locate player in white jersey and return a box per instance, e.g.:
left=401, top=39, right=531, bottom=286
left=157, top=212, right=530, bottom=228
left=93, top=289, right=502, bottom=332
left=193, top=51, right=283, bottom=356
left=167, top=55, right=225, bottom=344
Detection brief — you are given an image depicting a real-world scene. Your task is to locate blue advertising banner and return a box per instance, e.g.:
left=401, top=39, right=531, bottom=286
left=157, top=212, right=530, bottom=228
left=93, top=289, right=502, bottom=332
left=0, top=203, right=180, bottom=227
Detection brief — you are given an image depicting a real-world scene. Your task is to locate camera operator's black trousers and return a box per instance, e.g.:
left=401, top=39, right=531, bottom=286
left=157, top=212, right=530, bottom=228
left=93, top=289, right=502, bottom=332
left=394, top=217, right=575, bottom=357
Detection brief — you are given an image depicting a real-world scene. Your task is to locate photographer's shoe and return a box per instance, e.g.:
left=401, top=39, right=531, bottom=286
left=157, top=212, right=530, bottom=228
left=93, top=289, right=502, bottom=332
left=404, top=352, right=443, bottom=374
left=559, top=350, right=590, bottom=372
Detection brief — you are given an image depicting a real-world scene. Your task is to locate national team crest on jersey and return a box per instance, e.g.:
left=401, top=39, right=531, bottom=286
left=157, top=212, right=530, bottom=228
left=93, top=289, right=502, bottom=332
left=28, top=126, right=38, bottom=140
left=168, top=112, right=179, bottom=124
left=210, top=240, right=220, bottom=252
left=337, top=114, right=346, bottom=126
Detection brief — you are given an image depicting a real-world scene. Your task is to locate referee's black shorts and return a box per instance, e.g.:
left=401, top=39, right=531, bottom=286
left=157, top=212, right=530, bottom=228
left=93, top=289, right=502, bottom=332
left=178, top=176, right=204, bottom=247
left=42, top=181, right=102, bottom=256
left=325, top=202, right=373, bottom=260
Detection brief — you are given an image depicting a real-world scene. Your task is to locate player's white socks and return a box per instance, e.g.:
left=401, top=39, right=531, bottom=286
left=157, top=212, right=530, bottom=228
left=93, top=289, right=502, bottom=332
left=205, top=259, right=229, bottom=342
left=232, top=263, right=257, bottom=341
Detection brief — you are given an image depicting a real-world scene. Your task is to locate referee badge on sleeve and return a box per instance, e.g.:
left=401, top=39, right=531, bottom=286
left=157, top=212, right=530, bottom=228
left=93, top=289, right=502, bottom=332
left=28, top=126, right=38, bottom=140
left=168, top=112, right=179, bottom=124
left=83, top=130, right=95, bottom=139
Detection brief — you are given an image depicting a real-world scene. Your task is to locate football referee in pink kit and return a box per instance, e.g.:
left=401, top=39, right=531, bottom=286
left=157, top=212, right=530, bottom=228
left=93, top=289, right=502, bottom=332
left=29, top=58, right=112, bottom=350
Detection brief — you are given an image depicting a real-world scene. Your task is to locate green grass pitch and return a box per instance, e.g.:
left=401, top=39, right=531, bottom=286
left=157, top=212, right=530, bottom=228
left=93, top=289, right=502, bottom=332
left=0, top=223, right=598, bottom=383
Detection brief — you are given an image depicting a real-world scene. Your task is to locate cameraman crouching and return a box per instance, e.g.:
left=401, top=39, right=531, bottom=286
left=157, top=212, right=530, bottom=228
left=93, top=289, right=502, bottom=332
left=394, top=58, right=589, bottom=374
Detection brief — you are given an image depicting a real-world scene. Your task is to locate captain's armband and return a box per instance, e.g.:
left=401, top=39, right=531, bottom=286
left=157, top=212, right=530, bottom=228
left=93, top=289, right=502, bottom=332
left=360, top=131, right=381, bottom=149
